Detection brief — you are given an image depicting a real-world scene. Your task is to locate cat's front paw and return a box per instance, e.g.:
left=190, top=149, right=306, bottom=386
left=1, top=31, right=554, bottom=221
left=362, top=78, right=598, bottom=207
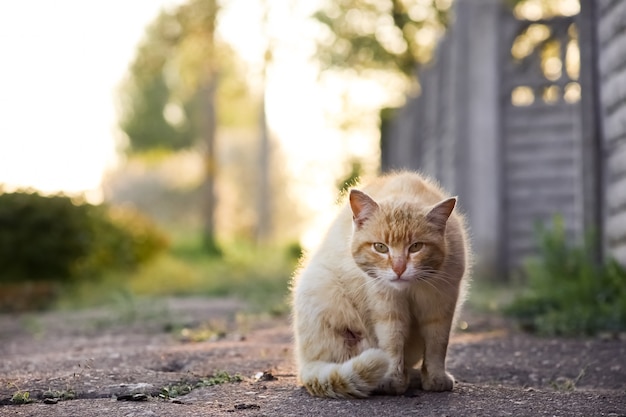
left=421, top=371, right=454, bottom=392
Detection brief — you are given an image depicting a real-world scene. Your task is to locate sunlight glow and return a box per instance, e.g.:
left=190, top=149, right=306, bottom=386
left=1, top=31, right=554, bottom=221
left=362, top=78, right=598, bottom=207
left=511, top=24, right=551, bottom=60
left=0, top=0, right=186, bottom=201
left=0, top=0, right=384, bottom=247
left=511, top=86, right=535, bottom=106
left=514, top=0, right=580, bottom=20
left=564, top=82, right=581, bottom=103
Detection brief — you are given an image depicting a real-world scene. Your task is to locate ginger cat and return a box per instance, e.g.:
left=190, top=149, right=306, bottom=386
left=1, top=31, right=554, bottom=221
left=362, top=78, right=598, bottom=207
left=292, top=171, right=470, bottom=398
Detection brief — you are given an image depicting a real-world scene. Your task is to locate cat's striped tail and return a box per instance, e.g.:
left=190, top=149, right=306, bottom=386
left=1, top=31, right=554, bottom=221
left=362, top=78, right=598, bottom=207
left=300, top=348, right=390, bottom=398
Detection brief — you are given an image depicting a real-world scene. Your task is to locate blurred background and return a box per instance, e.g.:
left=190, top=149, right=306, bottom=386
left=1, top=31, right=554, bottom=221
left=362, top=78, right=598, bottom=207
left=1, top=0, right=625, bottom=337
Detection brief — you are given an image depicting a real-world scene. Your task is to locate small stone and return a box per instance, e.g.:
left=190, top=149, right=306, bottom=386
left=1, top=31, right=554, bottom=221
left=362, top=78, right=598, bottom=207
left=43, top=398, right=59, bottom=404
left=254, top=371, right=277, bottom=382
left=117, top=393, right=149, bottom=402
left=234, top=403, right=260, bottom=410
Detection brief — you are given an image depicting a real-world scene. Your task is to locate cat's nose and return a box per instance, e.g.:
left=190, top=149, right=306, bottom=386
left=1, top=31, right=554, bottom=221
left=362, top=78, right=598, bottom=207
left=391, top=259, right=407, bottom=277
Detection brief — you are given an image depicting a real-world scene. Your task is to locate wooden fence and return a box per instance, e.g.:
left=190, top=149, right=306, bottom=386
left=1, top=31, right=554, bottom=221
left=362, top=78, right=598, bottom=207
left=382, top=0, right=624, bottom=277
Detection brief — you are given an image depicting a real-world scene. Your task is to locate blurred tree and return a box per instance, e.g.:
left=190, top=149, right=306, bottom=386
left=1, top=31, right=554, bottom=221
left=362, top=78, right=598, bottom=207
left=255, top=0, right=273, bottom=244
left=314, top=0, right=577, bottom=81
left=336, top=159, right=363, bottom=196
left=119, top=0, right=258, bottom=254
left=313, top=0, right=452, bottom=184
left=313, top=0, right=452, bottom=80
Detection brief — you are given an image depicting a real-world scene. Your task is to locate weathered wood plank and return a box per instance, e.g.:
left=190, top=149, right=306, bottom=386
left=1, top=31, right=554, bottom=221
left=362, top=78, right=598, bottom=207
left=606, top=179, right=626, bottom=205
left=607, top=142, right=626, bottom=182
left=597, top=0, right=626, bottom=45
left=601, top=68, right=626, bottom=112
left=505, top=149, right=575, bottom=167
left=598, top=30, right=626, bottom=76
left=606, top=210, right=626, bottom=244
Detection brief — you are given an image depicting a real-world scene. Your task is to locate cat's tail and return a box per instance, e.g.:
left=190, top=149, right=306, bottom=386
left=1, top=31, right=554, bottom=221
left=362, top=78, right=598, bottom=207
left=300, top=348, right=390, bottom=398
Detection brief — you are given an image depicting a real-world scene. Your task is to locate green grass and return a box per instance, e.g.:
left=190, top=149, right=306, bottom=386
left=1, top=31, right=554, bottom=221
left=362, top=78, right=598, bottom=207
left=10, top=391, right=32, bottom=405
left=56, top=231, right=299, bottom=315
left=159, top=371, right=243, bottom=400
left=505, top=217, right=626, bottom=336
left=466, top=279, right=519, bottom=314
left=42, top=389, right=76, bottom=401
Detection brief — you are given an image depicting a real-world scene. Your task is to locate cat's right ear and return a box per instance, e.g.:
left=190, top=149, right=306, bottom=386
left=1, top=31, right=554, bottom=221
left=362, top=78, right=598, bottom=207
left=349, top=189, right=379, bottom=229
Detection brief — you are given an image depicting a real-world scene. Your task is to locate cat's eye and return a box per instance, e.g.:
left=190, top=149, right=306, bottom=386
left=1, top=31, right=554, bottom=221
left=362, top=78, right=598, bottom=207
left=373, top=242, right=389, bottom=253
left=409, top=242, right=424, bottom=253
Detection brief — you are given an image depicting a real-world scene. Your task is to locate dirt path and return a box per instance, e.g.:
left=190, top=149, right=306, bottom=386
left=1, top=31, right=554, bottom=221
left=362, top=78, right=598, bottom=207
left=1, top=297, right=625, bottom=416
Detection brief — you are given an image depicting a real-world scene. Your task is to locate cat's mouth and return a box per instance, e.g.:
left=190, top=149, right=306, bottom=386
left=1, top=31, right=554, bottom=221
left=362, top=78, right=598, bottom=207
left=387, top=276, right=413, bottom=288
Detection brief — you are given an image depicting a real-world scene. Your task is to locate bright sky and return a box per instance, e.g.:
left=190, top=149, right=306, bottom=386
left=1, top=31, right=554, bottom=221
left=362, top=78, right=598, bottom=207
left=0, top=0, right=383, bottom=246
left=0, top=0, right=186, bottom=198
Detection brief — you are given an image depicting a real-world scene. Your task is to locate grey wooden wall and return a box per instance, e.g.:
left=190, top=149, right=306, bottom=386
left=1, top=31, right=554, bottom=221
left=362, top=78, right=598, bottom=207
left=381, top=0, right=625, bottom=278
left=597, top=0, right=626, bottom=265
left=500, top=15, right=585, bottom=274
left=383, top=0, right=504, bottom=277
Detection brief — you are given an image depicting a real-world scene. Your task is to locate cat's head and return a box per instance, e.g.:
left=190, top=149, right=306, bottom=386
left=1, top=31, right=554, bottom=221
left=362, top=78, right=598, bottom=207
left=349, top=189, right=456, bottom=290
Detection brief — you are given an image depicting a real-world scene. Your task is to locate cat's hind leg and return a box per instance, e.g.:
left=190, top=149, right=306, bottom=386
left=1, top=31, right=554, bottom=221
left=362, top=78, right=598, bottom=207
left=295, top=304, right=389, bottom=398
left=300, top=348, right=390, bottom=398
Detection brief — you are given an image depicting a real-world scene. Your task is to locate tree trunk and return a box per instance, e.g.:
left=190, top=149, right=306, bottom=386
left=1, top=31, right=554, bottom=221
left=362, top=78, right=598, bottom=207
left=256, top=0, right=273, bottom=245
left=201, top=74, right=220, bottom=255
left=255, top=93, right=272, bottom=244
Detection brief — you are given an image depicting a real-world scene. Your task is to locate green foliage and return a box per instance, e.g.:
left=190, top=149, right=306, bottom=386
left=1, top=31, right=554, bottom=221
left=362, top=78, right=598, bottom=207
left=43, top=389, right=76, bottom=401
left=159, top=371, right=242, bottom=400
left=0, top=191, right=91, bottom=282
left=127, top=235, right=296, bottom=313
left=0, top=190, right=168, bottom=286
left=10, top=390, right=32, bottom=405
left=337, top=160, right=363, bottom=195
left=159, top=383, right=193, bottom=400
left=121, top=72, right=192, bottom=152
left=506, top=217, right=626, bottom=336
left=199, top=370, right=243, bottom=386
left=119, top=0, right=258, bottom=154
left=77, top=205, right=170, bottom=276
left=120, top=0, right=214, bottom=153
left=285, top=241, right=304, bottom=261
left=55, top=230, right=298, bottom=314
left=313, top=0, right=451, bottom=77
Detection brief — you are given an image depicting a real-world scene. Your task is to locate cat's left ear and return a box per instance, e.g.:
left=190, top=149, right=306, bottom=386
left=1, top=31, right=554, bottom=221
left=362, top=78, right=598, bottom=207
left=349, top=189, right=379, bottom=229
left=425, top=197, right=456, bottom=232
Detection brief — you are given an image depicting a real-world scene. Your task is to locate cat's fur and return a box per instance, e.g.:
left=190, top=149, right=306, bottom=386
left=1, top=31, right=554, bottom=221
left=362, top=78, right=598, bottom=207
left=291, top=171, right=471, bottom=398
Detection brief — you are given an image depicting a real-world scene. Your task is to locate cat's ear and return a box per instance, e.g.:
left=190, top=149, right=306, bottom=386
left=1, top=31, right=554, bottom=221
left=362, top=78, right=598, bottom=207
left=349, top=189, right=379, bottom=229
left=425, top=197, right=456, bottom=232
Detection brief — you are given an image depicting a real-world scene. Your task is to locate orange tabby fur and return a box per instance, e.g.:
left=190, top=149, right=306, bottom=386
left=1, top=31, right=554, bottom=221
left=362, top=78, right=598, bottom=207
left=291, top=171, right=471, bottom=398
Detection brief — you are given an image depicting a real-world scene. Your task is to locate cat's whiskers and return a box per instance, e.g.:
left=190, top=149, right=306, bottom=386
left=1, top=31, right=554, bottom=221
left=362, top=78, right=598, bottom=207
left=355, top=272, right=383, bottom=293
left=414, top=270, right=457, bottom=300
left=418, top=270, right=457, bottom=287
left=415, top=276, right=448, bottom=298
left=419, top=274, right=456, bottom=290
left=418, top=267, right=458, bottom=284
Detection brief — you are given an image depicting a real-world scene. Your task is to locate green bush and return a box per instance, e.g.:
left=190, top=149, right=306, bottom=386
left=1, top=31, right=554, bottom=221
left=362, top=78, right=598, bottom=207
left=74, top=204, right=169, bottom=278
left=0, top=190, right=168, bottom=284
left=506, top=217, right=626, bottom=336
